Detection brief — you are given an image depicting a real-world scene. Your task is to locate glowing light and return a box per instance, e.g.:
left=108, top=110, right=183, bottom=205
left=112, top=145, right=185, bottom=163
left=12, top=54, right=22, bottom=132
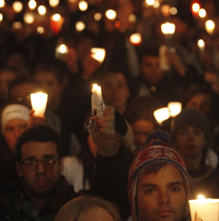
left=28, top=0, right=37, bottom=10
left=49, top=0, right=59, bottom=7
left=91, top=48, right=106, bottom=63
left=105, top=9, right=117, bottom=20
left=37, top=26, right=44, bottom=34
left=199, top=8, right=206, bottom=18
left=129, top=33, right=142, bottom=45
left=78, top=1, right=88, bottom=11
left=24, top=12, right=34, bottom=24
left=75, top=21, right=85, bottom=32
left=153, top=107, right=170, bottom=125
left=168, top=102, right=182, bottom=117
left=0, top=0, right=5, bottom=8
left=30, top=92, right=48, bottom=117
left=52, top=13, right=61, bottom=21
left=161, top=5, right=171, bottom=17
left=94, top=12, right=102, bottom=21
left=170, top=7, right=177, bottom=15
left=153, top=0, right=160, bottom=8
left=205, top=20, right=215, bottom=34
left=12, top=21, right=22, bottom=29
left=38, top=5, right=47, bottom=15
left=192, top=3, right=200, bottom=13
left=197, top=195, right=206, bottom=201
left=197, top=39, right=205, bottom=48
left=0, top=13, right=3, bottom=21
left=129, top=14, right=136, bottom=23
left=161, top=22, right=175, bottom=35
left=146, top=0, right=154, bottom=6
left=13, top=1, right=23, bottom=13
left=56, top=44, right=69, bottom=54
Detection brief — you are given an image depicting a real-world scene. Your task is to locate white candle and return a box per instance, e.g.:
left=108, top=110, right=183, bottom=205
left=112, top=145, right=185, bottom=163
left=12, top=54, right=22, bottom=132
left=205, top=20, right=215, bottom=34
left=168, top=102, right=182, bottom=117
left=189, top=195, right=219, bottom=221
left=91, top=84, right=104, bottom=115
left=153, top=107, right=170, bottom=125
left=30, top=92, right=48, bottom=117
left=91, top=48, right=106, bottom=63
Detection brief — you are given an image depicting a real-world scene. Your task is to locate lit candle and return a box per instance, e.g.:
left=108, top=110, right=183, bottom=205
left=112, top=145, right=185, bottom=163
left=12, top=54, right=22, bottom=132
left=161, top=22, right=175, bottom=47
left=168, top=102, right=182, bottom=117
left=30, top=92, right=48, bottom=117
left=205, top=20, right=215, bottom=34
left=153, top=107, right=170, bottom=125
left=91, top=84, right=105, bottom=117
left=189, top=195, right=219, bottom=221
left=197, top=39, right=205, bottom=59
left=91, top=48, right=106, bottom=63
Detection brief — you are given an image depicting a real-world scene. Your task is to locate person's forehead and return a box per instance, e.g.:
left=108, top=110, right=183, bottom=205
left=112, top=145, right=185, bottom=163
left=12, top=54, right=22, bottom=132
left=139, top=164, right=184, bottom=185
left=102, top=73, right=127, bottom=85
left=5, top=118, right=27, bottom=127
left=142, top=55, right=159, bottom=63
left=21, top=141, right=58, bottom=159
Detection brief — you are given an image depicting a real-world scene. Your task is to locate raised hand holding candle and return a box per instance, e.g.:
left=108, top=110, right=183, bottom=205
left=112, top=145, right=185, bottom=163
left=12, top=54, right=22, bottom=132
left=91, top=84, right=105, bottom=118
left=30, top=92, right=48, bottom=117
left=189, top=195, right=219, bottom=221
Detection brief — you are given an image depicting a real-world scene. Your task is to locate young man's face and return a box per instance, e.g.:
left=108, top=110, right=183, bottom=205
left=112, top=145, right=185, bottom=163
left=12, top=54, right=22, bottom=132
left=141, top=55, right=164, bottom=84
left=174, top=125, right=207, bottom=160
left=101, top=73, right=130, bottom=114
left=17, top=141, right=63, bottom=197
left=137, top=164, right=187, bottom=221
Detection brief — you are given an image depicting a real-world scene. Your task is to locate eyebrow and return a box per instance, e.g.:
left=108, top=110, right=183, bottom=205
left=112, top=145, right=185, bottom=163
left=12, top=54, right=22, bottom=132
left=140, top=182, right=183, bottom=188
left=23, top=154, right=56, bottom=161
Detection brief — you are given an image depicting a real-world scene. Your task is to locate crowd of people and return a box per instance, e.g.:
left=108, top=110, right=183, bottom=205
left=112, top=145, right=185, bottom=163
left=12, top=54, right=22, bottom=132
left=0, top=0, right=219, bottom=220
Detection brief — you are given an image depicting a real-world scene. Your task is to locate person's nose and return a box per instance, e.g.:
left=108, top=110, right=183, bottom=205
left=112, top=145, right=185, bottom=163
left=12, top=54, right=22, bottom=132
left=36, top=161, right=46, bottom=173
left=159, top=189, right=170, bottom=205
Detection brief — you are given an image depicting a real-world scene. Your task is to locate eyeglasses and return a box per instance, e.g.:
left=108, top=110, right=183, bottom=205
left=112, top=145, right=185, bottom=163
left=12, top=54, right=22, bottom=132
left=21, top=156, right=59, bottom=170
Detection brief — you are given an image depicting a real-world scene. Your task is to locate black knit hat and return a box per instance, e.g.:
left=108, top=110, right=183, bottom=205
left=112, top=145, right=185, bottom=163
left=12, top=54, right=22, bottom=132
left=171, top=108, right=210, bottom=142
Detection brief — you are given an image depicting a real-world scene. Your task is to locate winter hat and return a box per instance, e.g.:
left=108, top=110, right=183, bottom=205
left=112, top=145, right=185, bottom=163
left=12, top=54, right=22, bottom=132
left=170, top=108, right=210, bottom=142
left=2, top=104, right=30, bottom=131
left=128, top=129, right=190, bottom=221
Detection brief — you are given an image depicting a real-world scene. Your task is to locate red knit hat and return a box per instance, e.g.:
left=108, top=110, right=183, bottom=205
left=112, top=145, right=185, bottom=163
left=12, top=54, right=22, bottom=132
left=128, top=129, right=191, bottom=221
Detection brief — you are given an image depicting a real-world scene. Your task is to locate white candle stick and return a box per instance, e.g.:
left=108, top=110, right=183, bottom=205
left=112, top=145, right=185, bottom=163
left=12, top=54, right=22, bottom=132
left=30, top=92, right=48, bottom=117
left=189, top=195, right=219, bottom=221
left=91, top=83, right=105, bottom=118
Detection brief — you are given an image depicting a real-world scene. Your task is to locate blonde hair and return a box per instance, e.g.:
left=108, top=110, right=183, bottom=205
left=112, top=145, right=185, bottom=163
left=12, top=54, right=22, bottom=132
left=55, top=195, right=121, bottom=221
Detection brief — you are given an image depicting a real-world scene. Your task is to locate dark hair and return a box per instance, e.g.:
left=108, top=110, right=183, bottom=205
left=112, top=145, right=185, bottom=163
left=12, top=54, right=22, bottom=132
left=16, top=125, right=61, bottom=162
left=124, top=96, right=160, bottom=126
left=33, top=60, right=68, bottom=84
left=181, top=83, right=213, bottom=109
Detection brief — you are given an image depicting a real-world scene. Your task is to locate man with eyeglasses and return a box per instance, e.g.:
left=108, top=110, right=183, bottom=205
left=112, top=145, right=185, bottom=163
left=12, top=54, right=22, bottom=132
left=0, top=125, right=76, bottom=221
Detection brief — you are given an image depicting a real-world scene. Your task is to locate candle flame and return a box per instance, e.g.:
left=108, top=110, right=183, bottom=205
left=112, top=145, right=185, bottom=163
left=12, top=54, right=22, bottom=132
left=197, top=195, right=206, bottom=200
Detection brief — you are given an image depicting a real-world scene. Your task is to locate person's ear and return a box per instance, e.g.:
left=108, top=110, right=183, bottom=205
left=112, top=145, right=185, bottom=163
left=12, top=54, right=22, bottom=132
left=16, top=162, right=23, bottom=177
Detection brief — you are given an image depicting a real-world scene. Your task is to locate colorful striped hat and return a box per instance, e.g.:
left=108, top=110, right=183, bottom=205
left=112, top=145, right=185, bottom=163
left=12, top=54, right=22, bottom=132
left=128, top=129, right=191, bottom=221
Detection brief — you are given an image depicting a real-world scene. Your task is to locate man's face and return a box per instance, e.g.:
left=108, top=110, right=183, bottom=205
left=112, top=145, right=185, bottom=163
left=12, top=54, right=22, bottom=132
left=101, top=73, right=130, bottom=114
left=34, top=71, right=63, bottom=107
left=174, top=125, right=207, bottom=160
left=141, top=55, right=164, bottom=84
left=137, top=164, right=187, bottom=221
left=17, top=141, right=63, bottom=196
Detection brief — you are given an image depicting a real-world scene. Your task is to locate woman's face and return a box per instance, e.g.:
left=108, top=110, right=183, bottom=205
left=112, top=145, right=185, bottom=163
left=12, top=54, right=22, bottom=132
left=174, top=125, right=207, bottom=160
left=3, top=118, right=28, bottom=154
